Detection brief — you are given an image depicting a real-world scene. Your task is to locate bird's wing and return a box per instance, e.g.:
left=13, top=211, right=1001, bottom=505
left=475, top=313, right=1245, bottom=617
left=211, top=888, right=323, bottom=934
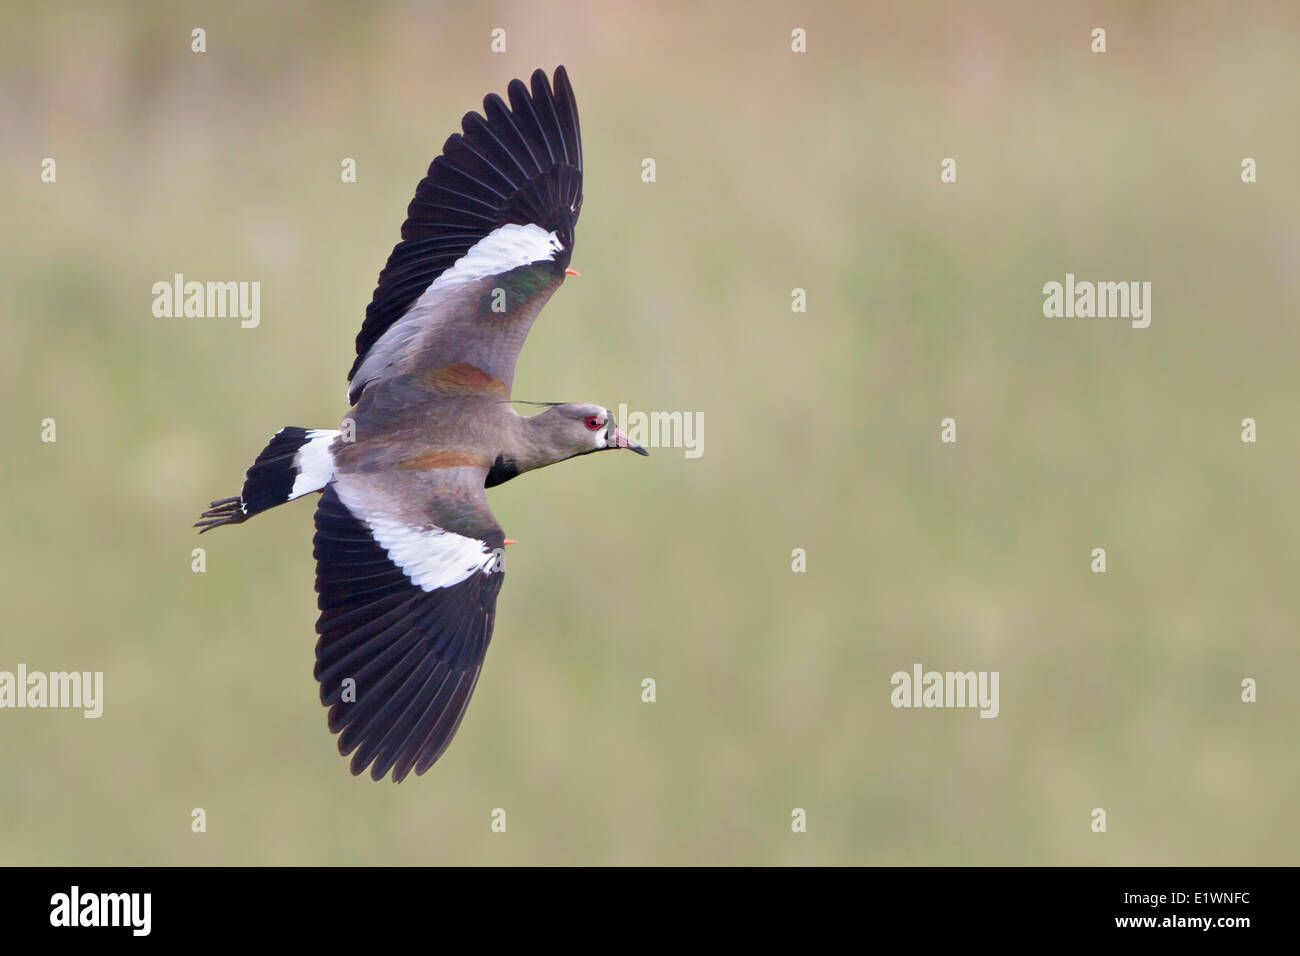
left=312, top=467, right=506, bottom=781
left=348, top=66, right=583, bottom=404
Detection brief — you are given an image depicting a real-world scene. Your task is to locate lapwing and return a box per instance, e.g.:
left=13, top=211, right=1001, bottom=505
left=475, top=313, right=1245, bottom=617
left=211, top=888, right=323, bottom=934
left=196, top=67, right=647, bottom=782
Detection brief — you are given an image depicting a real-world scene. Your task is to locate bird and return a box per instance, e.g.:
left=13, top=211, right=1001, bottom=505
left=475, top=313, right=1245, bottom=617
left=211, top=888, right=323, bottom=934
left=195, top=66, right=647, bottom=782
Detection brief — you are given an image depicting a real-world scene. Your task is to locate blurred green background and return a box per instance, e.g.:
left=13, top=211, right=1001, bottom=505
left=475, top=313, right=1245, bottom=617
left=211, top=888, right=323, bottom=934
left=2, top=0, right=1298, bottom=865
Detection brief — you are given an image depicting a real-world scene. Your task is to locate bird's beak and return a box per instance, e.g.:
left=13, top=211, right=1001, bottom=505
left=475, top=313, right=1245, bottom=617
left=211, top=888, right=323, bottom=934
left=611, top=427, right=649, bottom=456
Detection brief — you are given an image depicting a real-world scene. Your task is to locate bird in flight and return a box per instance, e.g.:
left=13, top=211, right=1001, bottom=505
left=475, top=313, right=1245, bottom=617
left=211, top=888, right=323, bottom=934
left=196, top=66, right=647, bottom=782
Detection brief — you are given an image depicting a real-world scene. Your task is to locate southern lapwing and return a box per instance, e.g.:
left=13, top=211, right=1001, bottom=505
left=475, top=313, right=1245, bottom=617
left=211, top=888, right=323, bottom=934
left=196, top=67, right=647, bottom=782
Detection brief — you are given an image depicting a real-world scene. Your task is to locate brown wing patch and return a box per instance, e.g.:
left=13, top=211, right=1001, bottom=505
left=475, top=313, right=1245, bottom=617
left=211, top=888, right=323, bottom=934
left=397, top=449, right=492, bottom=471
left=419, top=362, right=509, bottom=397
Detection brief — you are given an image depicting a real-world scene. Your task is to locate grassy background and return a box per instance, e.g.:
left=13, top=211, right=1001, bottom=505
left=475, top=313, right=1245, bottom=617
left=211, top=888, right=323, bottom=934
left=2, top=0, right=1297, bottom=864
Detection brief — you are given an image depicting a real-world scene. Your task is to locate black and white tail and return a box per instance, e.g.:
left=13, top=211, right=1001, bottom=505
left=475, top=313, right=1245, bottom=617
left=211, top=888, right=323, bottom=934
left=195, top=427, right=338, bottom=533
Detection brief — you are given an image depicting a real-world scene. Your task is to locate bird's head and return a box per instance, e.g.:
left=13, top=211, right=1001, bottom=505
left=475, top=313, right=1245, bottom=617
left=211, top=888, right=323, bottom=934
left=539, top=402, right=649, bottom=459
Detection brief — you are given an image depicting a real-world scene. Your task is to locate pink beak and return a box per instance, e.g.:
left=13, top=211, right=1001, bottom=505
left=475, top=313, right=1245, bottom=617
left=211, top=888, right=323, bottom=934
left=611, top=427, right=649, bottom=456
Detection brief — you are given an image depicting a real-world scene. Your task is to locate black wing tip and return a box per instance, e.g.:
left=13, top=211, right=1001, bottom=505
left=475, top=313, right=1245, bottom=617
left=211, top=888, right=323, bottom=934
left=491, top=65, right=560, bottom=114
left=451, top=64, right=581, bottom=210
left=529, top=67, right=553, bottom=99
left=523, top=65, right=566, bottom=97
left=333, top=686, right=471, bottom=782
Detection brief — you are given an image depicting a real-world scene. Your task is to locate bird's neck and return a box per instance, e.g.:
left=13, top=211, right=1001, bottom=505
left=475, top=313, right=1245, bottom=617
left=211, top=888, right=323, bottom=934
left=493, top=408, right=569, bottom=483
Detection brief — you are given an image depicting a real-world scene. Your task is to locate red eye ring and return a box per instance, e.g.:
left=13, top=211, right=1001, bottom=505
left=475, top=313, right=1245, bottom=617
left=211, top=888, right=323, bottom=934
left=584, top=415, right=604, bottom=431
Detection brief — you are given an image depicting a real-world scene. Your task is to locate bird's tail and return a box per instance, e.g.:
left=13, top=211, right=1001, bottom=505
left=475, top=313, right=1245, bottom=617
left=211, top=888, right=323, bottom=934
left=195, top=427, right=339, bottom=533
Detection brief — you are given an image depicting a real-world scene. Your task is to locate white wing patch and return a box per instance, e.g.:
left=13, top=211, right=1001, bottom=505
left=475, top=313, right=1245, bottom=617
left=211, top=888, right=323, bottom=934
left=366, top=516, right=497, bottom=591
left=290, top=429, right=339, bottom=500
left=348, top=222, right=565, bottom=400
left=332, top=479, right=494, bottom=591
left=430, top=222, right=563, bottom=290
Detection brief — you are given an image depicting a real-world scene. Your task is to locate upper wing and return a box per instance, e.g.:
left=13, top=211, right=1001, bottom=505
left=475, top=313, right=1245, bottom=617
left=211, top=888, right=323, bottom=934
left=312, top=467, right=506, bottom=781
left=348, top=66, right=583, bottom=404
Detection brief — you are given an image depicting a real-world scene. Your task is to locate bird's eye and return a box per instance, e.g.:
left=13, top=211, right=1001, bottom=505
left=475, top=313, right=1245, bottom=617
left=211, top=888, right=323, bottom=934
left=584, top=415, right=604, bottom=431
